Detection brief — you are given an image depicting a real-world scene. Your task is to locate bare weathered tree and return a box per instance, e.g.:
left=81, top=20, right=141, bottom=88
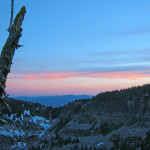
left=9, top=0, right=14, bottom=31
left=0, top=0, right=26, bottom=112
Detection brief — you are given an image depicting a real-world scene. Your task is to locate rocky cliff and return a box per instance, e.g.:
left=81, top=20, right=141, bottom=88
left=1, top=84, right=150, bottom=149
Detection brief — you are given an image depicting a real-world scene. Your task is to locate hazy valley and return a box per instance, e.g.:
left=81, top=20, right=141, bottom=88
left=13, top=95, right=93, bottom=107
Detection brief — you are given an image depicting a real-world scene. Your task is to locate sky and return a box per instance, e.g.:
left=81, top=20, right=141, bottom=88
left=1, top=0, right=150, bottom=96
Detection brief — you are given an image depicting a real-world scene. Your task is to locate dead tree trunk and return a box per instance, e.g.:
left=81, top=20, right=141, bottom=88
left=9, top=0, right=14, bottom=30
left=0, top=6, right=26, bottom=112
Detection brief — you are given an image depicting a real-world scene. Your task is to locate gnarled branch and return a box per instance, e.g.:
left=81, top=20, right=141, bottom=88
left=0, top=6, right=26, bottom=112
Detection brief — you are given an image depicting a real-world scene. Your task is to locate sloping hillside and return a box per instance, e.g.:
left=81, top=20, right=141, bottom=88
left=1, top=84, right=150, bottom=149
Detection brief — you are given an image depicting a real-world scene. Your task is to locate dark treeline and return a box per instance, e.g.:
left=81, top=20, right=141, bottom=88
left=2, top=84, right=150, bottom=120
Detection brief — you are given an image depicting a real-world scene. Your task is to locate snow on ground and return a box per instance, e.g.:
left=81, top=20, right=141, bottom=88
left=14, top=129, right=25, bottom=137
left=10, top=114, right=14, bottom=120
left=24, top=110, right=31, bottom=116
left=32, top=115, right=49, bottom=123
left=40, top=122, right=51, bottom=130
left=17, top=142, right=26, bottom=148
left=11, top=142, right=26, bottom=149
left=0, top=110, right=52, bottom=146
left=0, top=129, right=13, bottom=138
left=97, top=142, right=104, bottom=146
left=21, top=114, right=24, bottom=120
left=0, top=128, right=25, bottom=139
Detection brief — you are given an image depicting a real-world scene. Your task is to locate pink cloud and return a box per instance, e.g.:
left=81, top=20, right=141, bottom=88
left=6, top=70, right=150, bottom=96
left=8, top=70, right=150, bottom=81
left=85, top=71, right=150, bottom=80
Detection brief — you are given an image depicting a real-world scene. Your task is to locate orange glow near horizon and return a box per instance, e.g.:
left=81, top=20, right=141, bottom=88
left=5, top=70, right=150, bottom=96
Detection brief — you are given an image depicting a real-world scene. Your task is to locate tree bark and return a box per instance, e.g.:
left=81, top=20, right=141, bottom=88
left=0, top=6, right=26, bottom=112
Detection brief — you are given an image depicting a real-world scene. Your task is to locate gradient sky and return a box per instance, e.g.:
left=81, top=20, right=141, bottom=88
left=1, top=0, right=150, bottom=96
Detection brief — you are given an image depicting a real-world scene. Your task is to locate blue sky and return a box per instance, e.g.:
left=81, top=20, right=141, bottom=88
left=1, top=0, right=150, bottom=96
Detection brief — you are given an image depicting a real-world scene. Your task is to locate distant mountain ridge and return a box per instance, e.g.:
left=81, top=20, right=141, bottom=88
left=13, top=95, right=93, bottom=107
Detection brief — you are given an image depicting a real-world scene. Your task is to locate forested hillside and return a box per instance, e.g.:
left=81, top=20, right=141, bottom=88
left=1, top=84, right=150, bottom=149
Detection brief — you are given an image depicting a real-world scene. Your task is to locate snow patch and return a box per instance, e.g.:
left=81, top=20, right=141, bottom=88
left=32, top=116, right=49, bottom=123
left=0, top=130, right=13, bottom=137
left=0, top=128, right=25, bottom=139
left=21, top=114, right=24, bottom=120
left=24, top=110, right=30, bottom=116
left=11, top=142, right=26, bottom=149
left=10, top=114, right=14, bottom=120
left=40, top=122, right=51, bottom=130
left=97, top=142, right=104, bottom=146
